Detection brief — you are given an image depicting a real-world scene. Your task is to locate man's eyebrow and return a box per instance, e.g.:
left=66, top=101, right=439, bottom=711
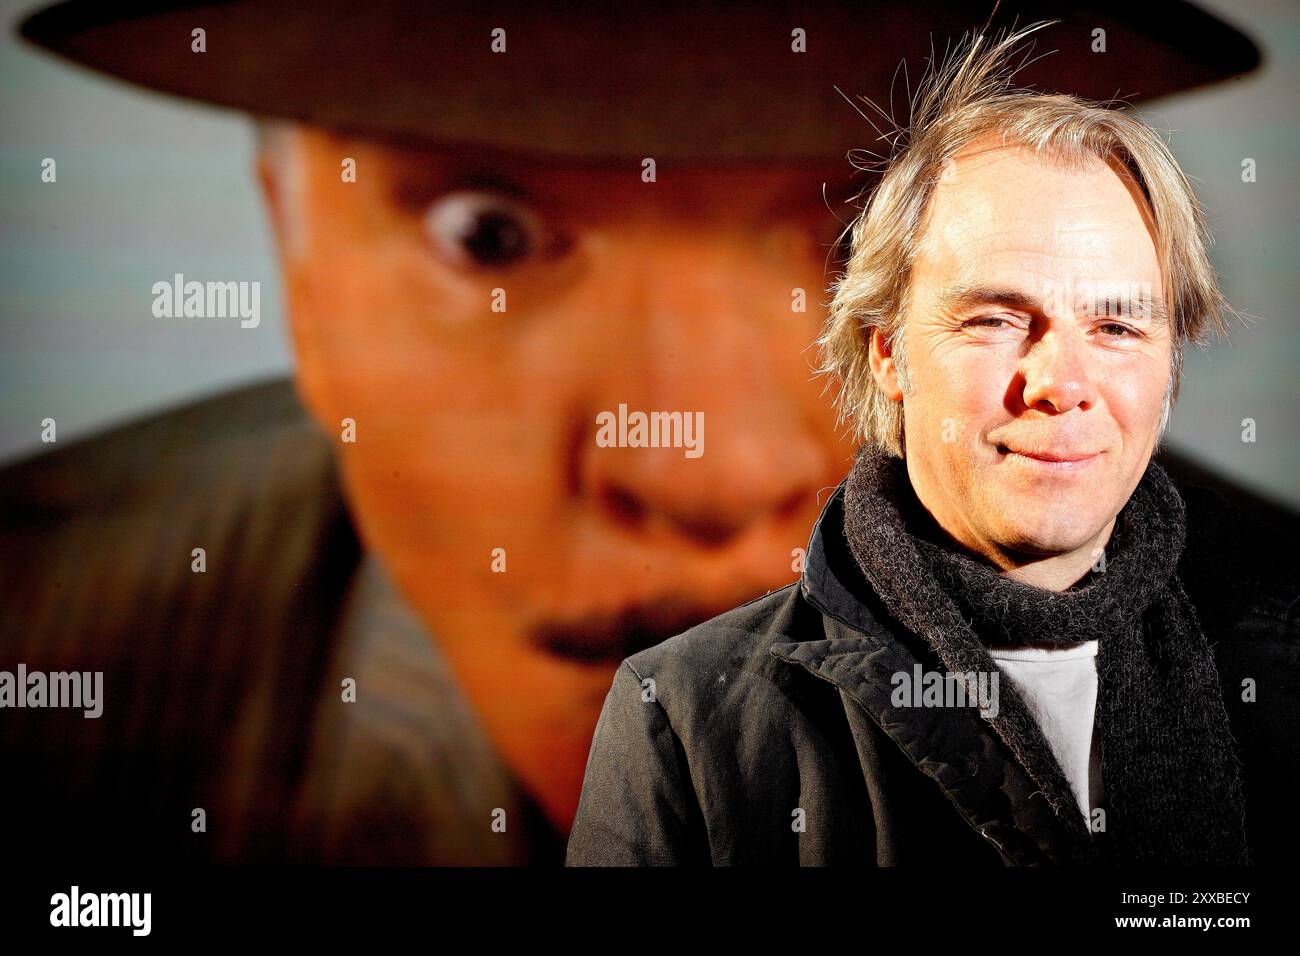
left=938, top=285, right=1042, bottom=314
left=440, top=170, right=534, bottom=202
left=390, top=164, right=538, bottom=212
left=939, top=284, right=1170, bottom=324
left=1087, top=293, right=1170, bottom=325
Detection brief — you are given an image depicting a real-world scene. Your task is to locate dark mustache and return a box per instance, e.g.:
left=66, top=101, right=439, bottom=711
left=530, top=596, right=742, bottom=664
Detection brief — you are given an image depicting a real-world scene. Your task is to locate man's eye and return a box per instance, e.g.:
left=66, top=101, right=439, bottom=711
left=423, top=190, right=563, bottom=270
left=1097, top=322, right=1139, bottom=337
left=964, top=316, right=1014, bottom=328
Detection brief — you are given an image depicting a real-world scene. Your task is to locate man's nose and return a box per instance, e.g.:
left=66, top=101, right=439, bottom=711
left=577, top=238, right=831, bottom=548
left=580, top=410, right=825, bottom=547
left=1019, top=325, right=1098, bottom=414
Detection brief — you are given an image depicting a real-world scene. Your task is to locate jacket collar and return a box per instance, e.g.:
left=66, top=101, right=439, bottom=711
left=767, top=477, right=1081, bottom=865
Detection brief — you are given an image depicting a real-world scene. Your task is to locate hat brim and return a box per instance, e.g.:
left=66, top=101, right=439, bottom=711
left=18, top=0, right=1262, bottom=163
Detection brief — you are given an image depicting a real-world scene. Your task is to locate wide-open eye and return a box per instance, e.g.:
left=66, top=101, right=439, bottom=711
left=423, top=189, right=565, bottom=271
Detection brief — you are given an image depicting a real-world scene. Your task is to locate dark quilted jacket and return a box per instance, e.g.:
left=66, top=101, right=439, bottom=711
left=565, top=473, right=1300, bottom=866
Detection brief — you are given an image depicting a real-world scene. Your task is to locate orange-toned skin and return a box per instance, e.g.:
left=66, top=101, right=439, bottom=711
left=258, top=126, right=859, bottom=835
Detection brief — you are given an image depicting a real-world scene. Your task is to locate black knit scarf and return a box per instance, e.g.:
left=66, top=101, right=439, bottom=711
left=840, top=444, right=1251, bottom=865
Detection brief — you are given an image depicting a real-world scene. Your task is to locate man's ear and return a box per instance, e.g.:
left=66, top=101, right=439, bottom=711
left=868, top=326, right=905, bottom=402
left=255, top=129, right=291, bottom=260
left=251, top=125, right=334, bottom=433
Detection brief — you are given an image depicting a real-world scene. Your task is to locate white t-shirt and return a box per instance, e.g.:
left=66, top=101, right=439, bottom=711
left=984, top=640, right=1103, bottom=824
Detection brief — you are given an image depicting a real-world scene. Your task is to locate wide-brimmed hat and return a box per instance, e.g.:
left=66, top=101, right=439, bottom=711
left=18, top=0, right=1260, bottom=163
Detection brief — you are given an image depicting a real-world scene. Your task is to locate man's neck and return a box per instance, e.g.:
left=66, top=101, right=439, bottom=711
left=897, top=466, right=1115, bottom=592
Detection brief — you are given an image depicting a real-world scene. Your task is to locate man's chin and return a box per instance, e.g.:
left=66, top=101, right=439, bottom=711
left=989, top=510, right=1109, bottom=560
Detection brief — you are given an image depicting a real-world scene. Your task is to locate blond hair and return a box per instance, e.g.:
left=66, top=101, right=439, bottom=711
left=816, top=21, right=1232, bottom=457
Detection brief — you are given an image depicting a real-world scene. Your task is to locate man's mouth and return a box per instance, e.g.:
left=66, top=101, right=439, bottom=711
left=530, top=596, right=741, bottom=666
left=996, top=443, right=1102, bottom=470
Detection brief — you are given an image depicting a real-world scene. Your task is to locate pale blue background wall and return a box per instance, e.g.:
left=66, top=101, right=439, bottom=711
left=1, top=0, right=290, bottom=459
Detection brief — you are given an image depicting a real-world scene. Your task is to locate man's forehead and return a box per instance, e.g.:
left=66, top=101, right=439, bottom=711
left=920, top=148, right=1159, bottom=264
left=915, top=210, right=1170, bottom=317
left=934, top=139, right=1153, bottom=228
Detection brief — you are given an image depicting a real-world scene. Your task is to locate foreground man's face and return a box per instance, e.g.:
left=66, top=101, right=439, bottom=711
left=886, top=139, right=1172, bottom=576
left=258, top=125, right=857, bottom=832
